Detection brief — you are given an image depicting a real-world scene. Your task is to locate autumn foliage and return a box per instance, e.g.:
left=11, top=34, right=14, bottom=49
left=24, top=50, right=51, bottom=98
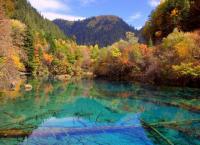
left=0, top=0, right=199, bottom=89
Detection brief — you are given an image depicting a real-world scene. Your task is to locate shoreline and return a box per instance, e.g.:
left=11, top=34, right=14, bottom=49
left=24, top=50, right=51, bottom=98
left=1, top=72, right=199, bottom=93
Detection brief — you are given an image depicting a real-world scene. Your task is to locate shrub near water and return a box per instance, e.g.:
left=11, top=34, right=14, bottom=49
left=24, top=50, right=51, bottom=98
left=94, top=32, right=152, bottom=80
left=154, top=29, right=200, bottom=85
left=94, top=30, right=200, bottom=86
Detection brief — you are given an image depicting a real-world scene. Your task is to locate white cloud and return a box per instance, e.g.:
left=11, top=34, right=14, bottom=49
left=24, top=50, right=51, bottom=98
left=130, top=13, right=141, bottom=20
left=128, top=12, right=142, bottom=22
left=28, top=0, right=85, bottom=21
left=135, top=26, right=142, bottom=30
left=28, top=0, right=70, bottom=12
left=149, top=0, right=160, bottom=7
left=42, top=12, right=85, bottom=21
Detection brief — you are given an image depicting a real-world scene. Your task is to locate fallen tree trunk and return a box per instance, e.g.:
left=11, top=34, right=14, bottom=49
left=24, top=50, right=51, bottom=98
left=133, top=97, right=200, bottom=113
left=150, top=119, right=200, bottom=127
left=0, top=125, right=142, bottom=138
left=0, top=129, right=31, bottom=138
left=141, top=120, right=174, bottom=145
left=106, top=91, right=200, bottom=113
left=165, top=125, right=200, bottom=138
left=1, top=109, right=61, bottom=129
left=142, top=119, right=200, bottom=144
left=0, top=119, right=199, bottom=139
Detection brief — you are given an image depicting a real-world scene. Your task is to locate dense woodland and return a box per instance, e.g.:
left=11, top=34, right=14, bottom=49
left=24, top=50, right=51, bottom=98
left=142, top=0, right=200, bottom=42
left=0, top=0, right=200, bottom=90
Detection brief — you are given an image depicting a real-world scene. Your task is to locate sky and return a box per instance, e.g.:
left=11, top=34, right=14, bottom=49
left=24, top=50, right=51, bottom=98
left=28, top=0, right=160, bottom=29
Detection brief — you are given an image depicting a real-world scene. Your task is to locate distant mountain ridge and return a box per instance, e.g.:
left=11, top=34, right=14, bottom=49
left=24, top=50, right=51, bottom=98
left=53, top=15, right=138, bottom=47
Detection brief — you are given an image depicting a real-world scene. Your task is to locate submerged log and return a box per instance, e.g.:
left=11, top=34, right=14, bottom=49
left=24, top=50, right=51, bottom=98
left=0, top=125, right=142, bottom=138
left=165, top=125, right=200, bottom=138
left=107, top=90, right=200, bottom=113
left=132, top=97, right=200, bottom=113
left=141, top=120, right=174, bottom=145
left=150, top=119, right=200, bottom=127
left=0, top=109, right=61, bottom=129
left=0, top=118, right=199, bottom=139
left=142, top=119, right=200, bottom=144
left=0, top=129, right=31, bottom=138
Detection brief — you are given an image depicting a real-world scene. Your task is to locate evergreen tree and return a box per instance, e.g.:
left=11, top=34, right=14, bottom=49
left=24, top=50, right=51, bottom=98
left=23, top=28, right=34, bottom=71
left=148, top=37, right=153, bottom=47
left=45, top=33, right=56, bottom=55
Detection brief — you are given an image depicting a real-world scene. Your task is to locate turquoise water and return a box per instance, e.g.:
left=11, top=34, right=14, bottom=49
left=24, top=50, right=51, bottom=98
left=0, top=79, right=200, bottom=145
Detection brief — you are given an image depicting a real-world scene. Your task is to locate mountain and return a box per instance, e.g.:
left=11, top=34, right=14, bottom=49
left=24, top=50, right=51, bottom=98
left=53, top=15, right=138, bottom=47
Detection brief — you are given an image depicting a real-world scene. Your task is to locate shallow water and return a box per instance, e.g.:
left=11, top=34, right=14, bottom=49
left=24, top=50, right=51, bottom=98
left=0, top=79, right=200, bottom=145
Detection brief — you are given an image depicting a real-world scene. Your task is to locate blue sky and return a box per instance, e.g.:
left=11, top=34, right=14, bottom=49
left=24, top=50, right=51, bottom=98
left=28, top=0, right=160, bottom=29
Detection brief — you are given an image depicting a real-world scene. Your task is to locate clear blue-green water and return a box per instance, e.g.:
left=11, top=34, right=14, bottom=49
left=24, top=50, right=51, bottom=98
left=0, top=79, right=200, bottom=145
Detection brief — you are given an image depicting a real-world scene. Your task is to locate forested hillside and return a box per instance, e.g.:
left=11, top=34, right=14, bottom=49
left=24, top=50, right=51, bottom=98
left=12, top=0, right=66, bottom=39
left=0, top=0, right=99, bottom=90
left=53, top=16, right=137, bottom=47
left=0, top=0, right=20, bottom=89
left=142, top=0, right=200, bottom=43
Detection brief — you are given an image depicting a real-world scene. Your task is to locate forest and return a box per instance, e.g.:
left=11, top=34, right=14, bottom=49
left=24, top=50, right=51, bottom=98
left=0, top=0, right=200, bottom=90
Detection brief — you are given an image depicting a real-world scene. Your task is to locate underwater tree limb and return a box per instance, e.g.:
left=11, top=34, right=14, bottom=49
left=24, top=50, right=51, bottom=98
left=105, top=90, right=200, bottom=113
left=0, top=109, right=61, bottom=129
left=0, top=129, right=31, bottom=138
left=0, top=119, right=199, bottom=139
left=149, top=119, right=200, bottom=127
left=141, top=119, right=174, bottom=145
left=0, top=125, right=142, bottom=138
left=133, top=97, right=200, bottom=113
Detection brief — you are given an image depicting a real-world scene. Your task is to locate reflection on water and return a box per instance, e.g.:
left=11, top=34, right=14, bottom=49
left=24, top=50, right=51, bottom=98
left=0, top=79, right=200, bottom=145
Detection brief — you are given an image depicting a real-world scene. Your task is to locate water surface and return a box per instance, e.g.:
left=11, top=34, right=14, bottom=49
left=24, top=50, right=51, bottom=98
left=0, top=79, right=200, bottom=145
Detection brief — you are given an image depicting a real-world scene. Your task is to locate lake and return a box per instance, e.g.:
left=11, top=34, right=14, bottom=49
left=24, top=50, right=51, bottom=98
left=0, top=79, right=200, bottom=145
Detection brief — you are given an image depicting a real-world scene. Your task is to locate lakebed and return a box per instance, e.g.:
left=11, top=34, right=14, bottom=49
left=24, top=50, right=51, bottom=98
left=0, top=79, right=200, bottom=145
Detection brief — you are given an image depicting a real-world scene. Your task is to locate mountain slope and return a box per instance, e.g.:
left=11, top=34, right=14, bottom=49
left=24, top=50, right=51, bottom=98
left=54, top=16, right=137, bottom=47
left=12, top=0, right=66, bottom=39
left=0, top=0, right=68, bottom=89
